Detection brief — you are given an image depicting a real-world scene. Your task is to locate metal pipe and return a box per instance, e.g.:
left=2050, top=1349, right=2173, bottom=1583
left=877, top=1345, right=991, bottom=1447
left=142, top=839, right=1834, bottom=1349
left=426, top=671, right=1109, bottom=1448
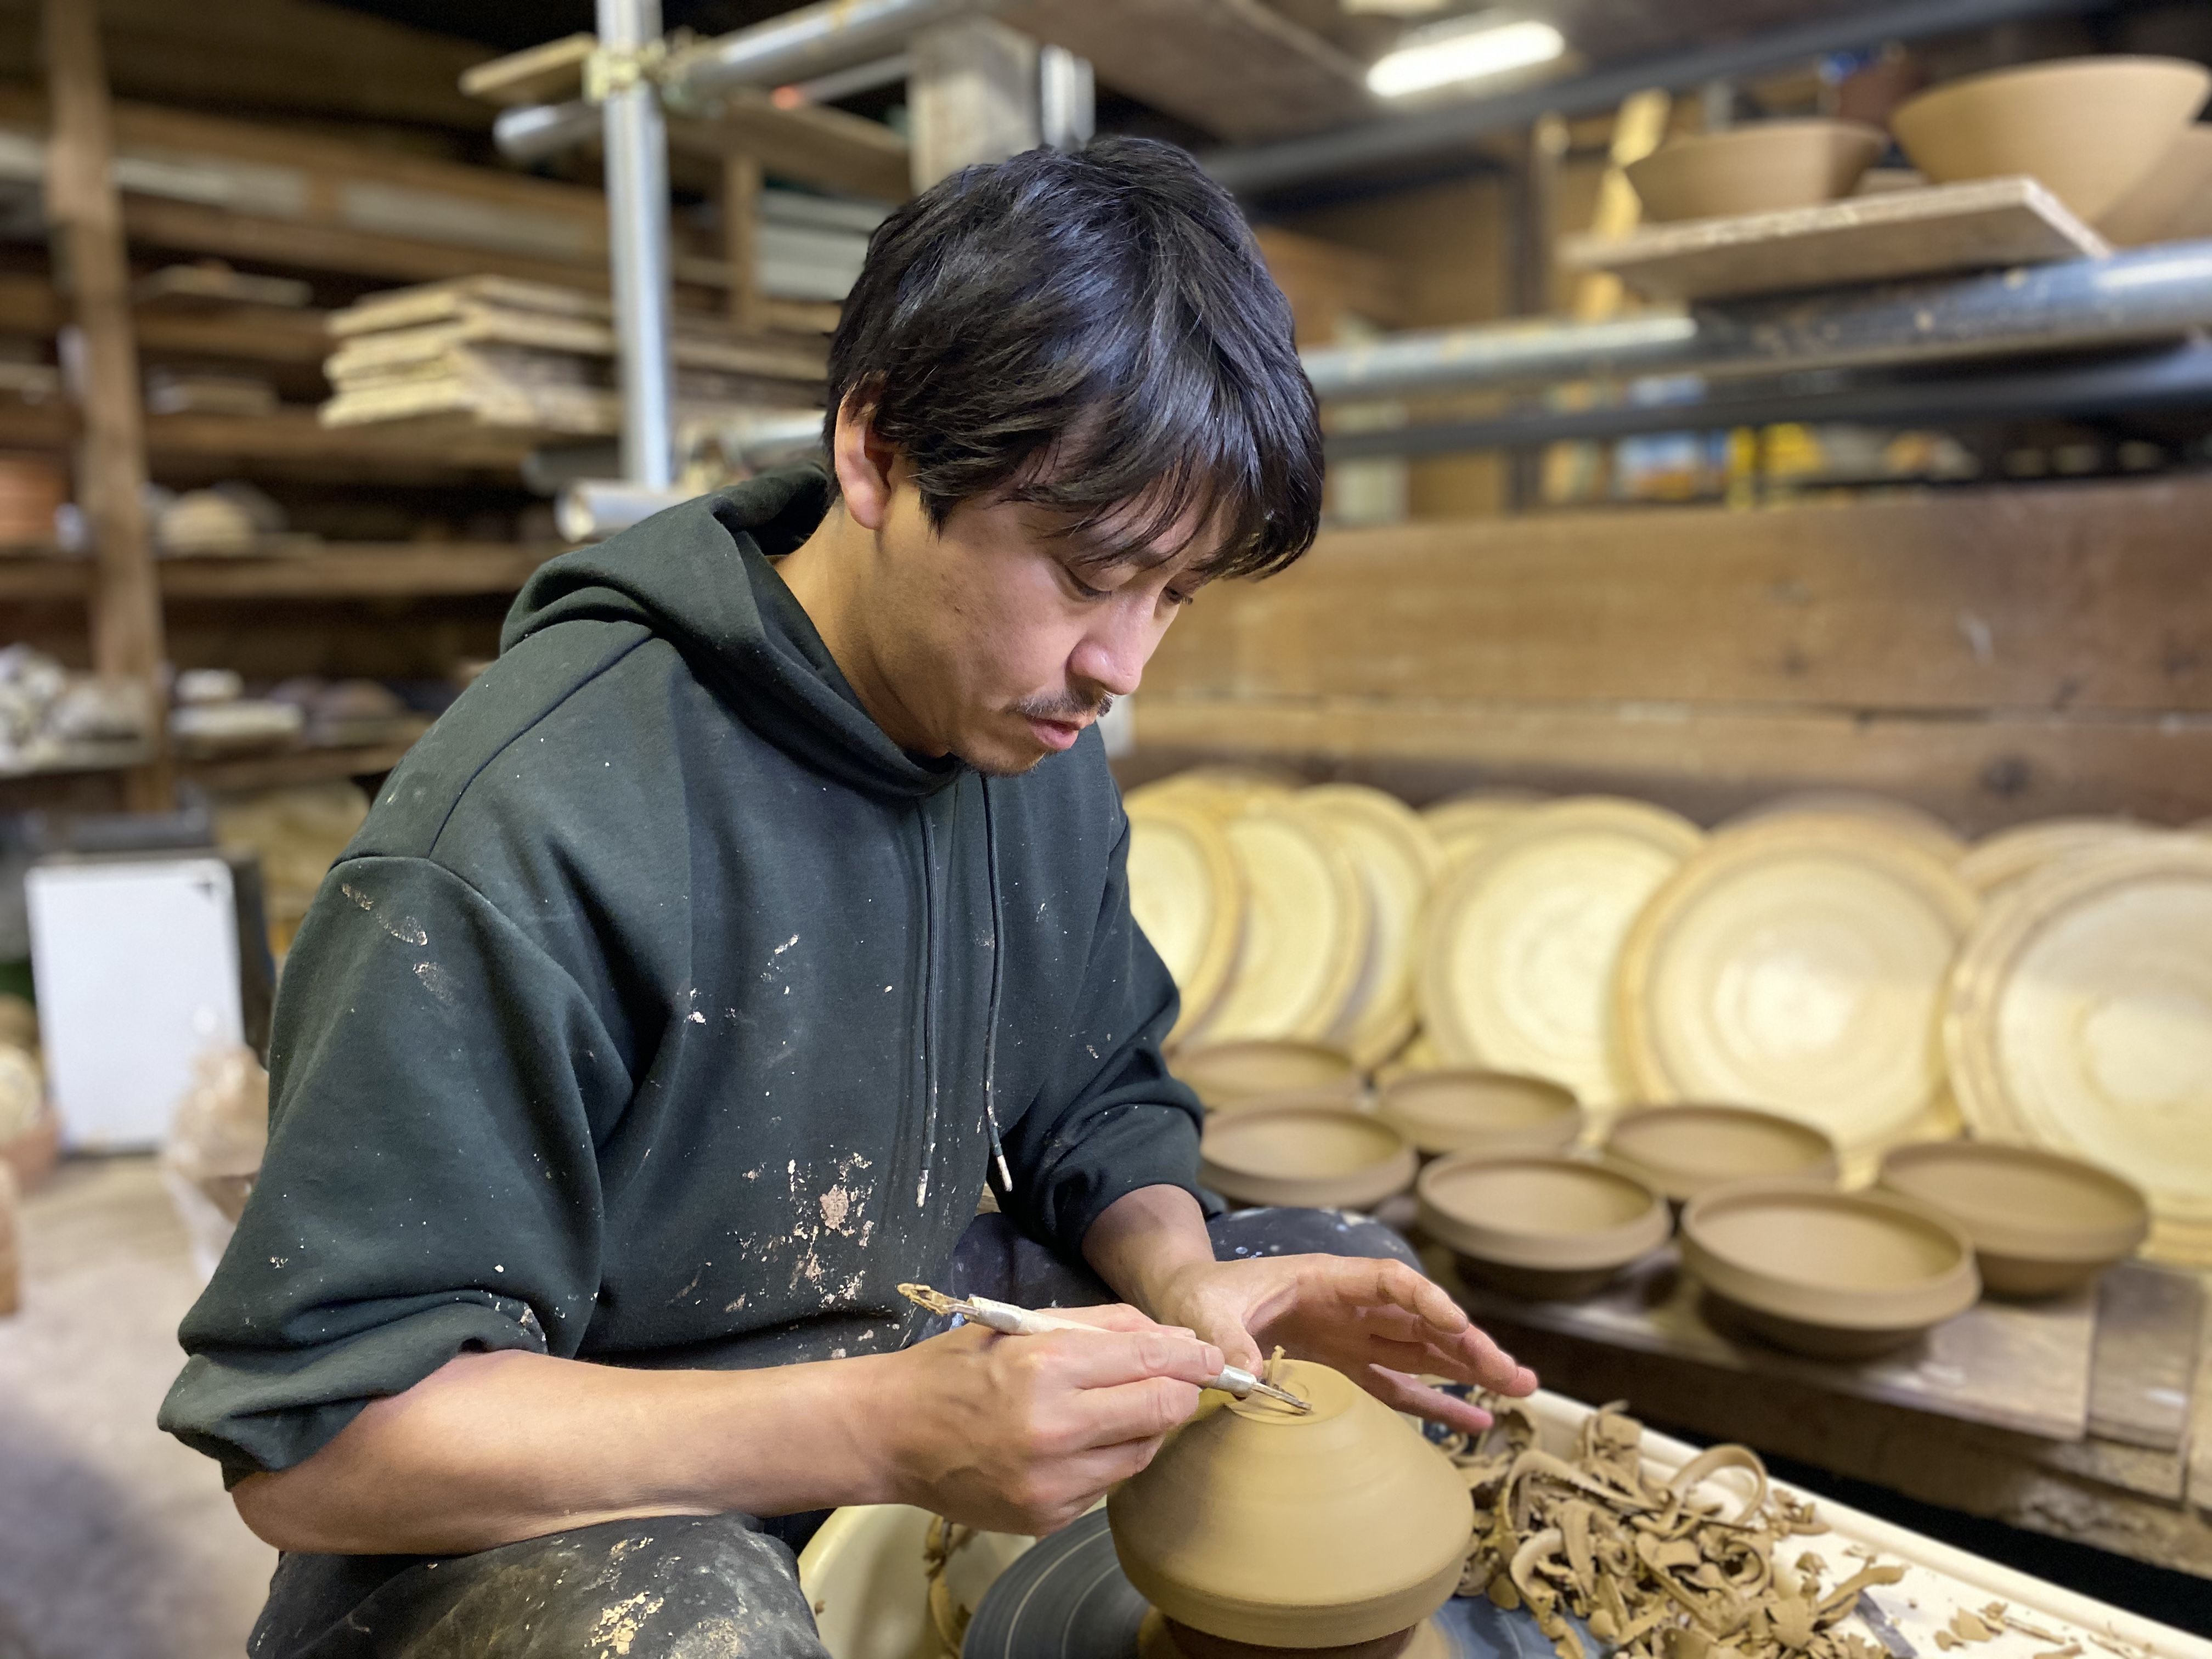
left=663, top=0, right=1003, bottom=107
left=1301, top=241, right=2212, bottom=400
left=1205, top=0, right=2115, bottom=196
left=1322, top=340, right=2212, bottom=460
left=600, top=0, right=676, bottom=488
left=557, top=410, right=826, bottom=540
left=493, top=98, right=601, bottom=165
left=776, top=52, right=913, bottom=107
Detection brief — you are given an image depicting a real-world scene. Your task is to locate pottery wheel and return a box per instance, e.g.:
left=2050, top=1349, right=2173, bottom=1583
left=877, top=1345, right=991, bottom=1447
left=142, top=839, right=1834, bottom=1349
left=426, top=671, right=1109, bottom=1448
left=962, top=1511, right=1559, bottom=1659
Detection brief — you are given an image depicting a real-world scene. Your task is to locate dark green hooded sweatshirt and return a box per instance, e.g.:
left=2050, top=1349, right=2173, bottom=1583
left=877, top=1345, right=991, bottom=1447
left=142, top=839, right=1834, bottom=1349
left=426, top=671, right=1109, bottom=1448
left=159, top=466, right=1204, bottom=1483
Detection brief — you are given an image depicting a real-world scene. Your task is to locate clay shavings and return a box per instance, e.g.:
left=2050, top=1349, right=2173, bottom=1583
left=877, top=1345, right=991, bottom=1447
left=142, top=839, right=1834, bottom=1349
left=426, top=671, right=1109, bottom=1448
left=1441, top=1397, right=1905, bottom=1659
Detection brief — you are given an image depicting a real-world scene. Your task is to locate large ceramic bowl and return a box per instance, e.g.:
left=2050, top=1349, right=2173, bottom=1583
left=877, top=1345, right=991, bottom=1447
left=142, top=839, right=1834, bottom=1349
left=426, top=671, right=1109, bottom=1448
left=1603, top=1104, right=1840, bottom=1206
left=1680, top=1179, right=1979, bottom=1358
left=1199, top=1105, right=1415, bottom=1211
left=1876, top=1142, right=2148, bottom=1297
left=1418, top=1153, right=1669, bottom=1301
left=1175, top=1039, right=1364, bottom=1113
left=1376, top=1068, right=1583, bottom=1159
left=1890, top=56, right=2211, bottom=222
left=1626, top=119, right=1887, bottom=221
left=2100, top=125, right=2212, bottom=245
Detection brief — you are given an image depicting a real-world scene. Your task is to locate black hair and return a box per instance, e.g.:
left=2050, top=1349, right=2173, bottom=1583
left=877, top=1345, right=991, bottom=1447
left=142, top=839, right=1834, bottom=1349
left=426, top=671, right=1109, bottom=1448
left=823, top=137, right=1323, bottom=580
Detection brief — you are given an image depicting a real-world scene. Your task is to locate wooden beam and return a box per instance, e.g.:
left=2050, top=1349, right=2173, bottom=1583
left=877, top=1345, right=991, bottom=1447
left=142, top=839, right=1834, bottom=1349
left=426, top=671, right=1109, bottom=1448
left=457, top=32, right=594, bottom=109
left=669, top=93, right=911, bottom=204
left=1127, top=696, right=2212, bottom=835
left=723, top=154, right=765, bottom=335
left=1252, top=226, right=1413, bottom=342
left=0, top=544, right=554, bottom=603
left=0, top=0, right=496, bottom=132
left=1000, top=0, right=1374, bottom=143
left=910, top=17, right=1039, bottom=191
left=1145, top=480, right=2212, bottom=716
left=42, top=0, right=169, bottom=810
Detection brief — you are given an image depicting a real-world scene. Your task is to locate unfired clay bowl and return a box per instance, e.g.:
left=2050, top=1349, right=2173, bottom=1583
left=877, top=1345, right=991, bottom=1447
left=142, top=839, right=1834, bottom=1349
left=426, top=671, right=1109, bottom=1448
left=1624, top=120, right=1887, bottom=222
left=2100, top=125, right=2212, bottom=245
left=1876, top=1142, right=2148, bottom=1297
left=1418, top=1153, right=1670, bottom=1301
left=1199, top=1105, right=1415, bottom=1211
left=1376, top=1068, right=1583, bottom=1160
left=1890, top=56, right=2211, bottom=222
left=1680, top=1179, right=1980, bottom=1358
left=1108, top=1358, right=1470, bottom=1650
left=1602, top=1104, right=1841, bottom=1206
left=1175, top=1039, right=1364, bottom=1113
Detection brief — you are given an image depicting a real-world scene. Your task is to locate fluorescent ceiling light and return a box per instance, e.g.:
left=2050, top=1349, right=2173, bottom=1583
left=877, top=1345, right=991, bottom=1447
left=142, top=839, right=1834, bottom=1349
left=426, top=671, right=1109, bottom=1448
left=1367, top=16, right=1566, bottom=98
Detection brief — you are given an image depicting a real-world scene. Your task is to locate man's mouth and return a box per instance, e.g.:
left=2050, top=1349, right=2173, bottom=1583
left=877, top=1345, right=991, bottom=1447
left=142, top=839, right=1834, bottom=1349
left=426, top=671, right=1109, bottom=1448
left=1023, top=713, right=1088, bottom=752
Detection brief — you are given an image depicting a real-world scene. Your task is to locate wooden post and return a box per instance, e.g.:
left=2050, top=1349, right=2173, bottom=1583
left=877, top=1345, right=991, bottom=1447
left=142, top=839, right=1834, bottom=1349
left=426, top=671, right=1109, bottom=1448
left=723, top=152, right=765, bottom=334
left=1503, top=113, right=1565, bottom=514
left=44, top=0, right=171, bottom=810
left=909, top=17, right=1040, bottom=191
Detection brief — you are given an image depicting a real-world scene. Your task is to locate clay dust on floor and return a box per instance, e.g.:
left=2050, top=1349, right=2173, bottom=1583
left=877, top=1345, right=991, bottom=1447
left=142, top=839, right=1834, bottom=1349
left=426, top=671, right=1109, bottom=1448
left=0, top=1155, right=275, bottom=1659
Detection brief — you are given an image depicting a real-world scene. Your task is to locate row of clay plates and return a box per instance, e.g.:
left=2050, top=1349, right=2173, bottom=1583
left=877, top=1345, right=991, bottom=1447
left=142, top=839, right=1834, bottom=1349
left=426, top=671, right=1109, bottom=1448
left=1129, top=770, right=2212, bottom=1266
left=1123, top=769, right=1442, bottom=1069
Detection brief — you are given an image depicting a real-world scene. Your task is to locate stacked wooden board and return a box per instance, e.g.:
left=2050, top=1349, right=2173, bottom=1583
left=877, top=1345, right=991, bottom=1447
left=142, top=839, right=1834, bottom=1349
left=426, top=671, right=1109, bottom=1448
left=320, top=276, right=826, bottom=439
left=1124, top=766, right=2212, bottom=1265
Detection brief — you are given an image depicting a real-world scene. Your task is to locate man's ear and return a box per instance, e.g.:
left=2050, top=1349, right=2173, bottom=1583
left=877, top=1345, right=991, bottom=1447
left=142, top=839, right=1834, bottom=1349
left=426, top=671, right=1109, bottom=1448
left=831, top=393, right=900, bottom=532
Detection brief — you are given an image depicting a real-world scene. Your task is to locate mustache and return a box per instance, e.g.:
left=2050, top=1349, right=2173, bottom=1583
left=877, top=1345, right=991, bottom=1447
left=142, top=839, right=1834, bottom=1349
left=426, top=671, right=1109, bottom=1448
left=1014, top=691, right=1113, bottom=725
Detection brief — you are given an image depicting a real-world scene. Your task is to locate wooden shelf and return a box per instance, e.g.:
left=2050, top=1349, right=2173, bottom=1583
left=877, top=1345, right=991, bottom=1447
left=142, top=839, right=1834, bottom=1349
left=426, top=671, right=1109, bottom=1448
left=180, top=736, right=423, bottom=791
left=0, top=403, right=535, bottom=481
left=0, top=544, right=558, bottom=603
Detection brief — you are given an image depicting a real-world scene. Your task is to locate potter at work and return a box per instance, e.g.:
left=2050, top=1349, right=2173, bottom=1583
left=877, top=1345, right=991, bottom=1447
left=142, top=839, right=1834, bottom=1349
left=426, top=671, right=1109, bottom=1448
left=154, top=139, right=1536, bottom=1658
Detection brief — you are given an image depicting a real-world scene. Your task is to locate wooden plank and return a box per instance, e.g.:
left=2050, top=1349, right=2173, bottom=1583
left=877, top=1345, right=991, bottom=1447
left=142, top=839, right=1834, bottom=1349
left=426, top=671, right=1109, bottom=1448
left=1125, top=697, right=2212, bottom=833
left=457, top=32, right=594, bottom=108
left=43, top=0, right=170, bottom=812
left=724, top=155, right=765, bottom=335
left=1436, top=1244, right=2096, bottom=1441
left=179, top=736, right=422, bottom=792
left=1252, top=226, right=1413, bottom=342
left=1561, top=177, right=2108, bottom=303
left=2088, top=1263, right=2204, bottom=1451
left=0, top=271, right=330, bottom=363
left=1145, top=480, right=2212, bottom=715
left=670, top=94, right=911, bottom=205
left=910, top=17, right=1039, bottom=191
left=0, top=0, right=495, bottom=132
left=1000, top=0, right=1373, bottom=143
left=0, top=544, right=552, bottom=603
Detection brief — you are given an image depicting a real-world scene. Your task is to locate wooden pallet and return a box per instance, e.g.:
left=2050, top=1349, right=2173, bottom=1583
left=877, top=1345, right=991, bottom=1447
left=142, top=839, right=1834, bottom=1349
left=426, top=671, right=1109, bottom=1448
left=1560, top=177, right=2109, bottom=303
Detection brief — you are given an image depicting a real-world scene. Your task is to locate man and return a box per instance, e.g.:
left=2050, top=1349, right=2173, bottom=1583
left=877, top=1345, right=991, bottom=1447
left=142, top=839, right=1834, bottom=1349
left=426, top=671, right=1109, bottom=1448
left=161, top=138, right=1534, bottom=1657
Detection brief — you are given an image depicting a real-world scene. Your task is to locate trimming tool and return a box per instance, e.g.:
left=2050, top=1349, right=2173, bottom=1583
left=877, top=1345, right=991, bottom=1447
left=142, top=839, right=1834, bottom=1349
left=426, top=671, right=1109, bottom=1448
left=900, top=1283, right=1312, bottom=1414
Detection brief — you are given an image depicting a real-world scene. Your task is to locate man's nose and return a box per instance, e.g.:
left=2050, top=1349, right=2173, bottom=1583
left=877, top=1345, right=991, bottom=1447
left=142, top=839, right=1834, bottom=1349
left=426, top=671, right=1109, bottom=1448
left=1071, top=610, right=1148, bottom=698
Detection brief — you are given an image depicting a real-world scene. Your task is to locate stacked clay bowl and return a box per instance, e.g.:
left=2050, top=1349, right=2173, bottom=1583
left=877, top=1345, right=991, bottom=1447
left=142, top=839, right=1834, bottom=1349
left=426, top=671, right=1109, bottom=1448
left=1199, top=1104, right=1415, bottom=1211
left=1175, top=1039, right=1364, bottom=1114
left=1680, top=1180, right=1979, bottom=1358
left=1877, top=1142, right=2149, bottom=1297
left=1625, top=119, right=1887, bottom=221
left=1376, top=1068, right=1583, bottom=1160
left=1419, top=1153, right=1669, bottom=1301
left=1603, top=1104, right=1841, bottom=1207
left=1109, top=1358, right=1470, bottom=1656
left=1890, top=56, right=2211, bottom=222
left=2101, top=125, right=2212, bottom=245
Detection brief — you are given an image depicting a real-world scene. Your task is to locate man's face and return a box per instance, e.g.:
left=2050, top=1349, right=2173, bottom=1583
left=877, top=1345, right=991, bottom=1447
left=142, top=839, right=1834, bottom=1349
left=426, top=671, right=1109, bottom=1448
left=862, top=456, right=1215, bottom=776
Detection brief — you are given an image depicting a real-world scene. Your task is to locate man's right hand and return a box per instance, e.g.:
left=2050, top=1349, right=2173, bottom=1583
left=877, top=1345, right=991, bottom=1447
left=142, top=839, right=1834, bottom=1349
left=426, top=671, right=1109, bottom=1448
left=874, top=1308, right=1223, bottom=1534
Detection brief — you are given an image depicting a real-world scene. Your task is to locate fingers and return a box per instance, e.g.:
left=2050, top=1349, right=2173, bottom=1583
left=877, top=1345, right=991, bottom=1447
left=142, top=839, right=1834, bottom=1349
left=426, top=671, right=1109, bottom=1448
left=1045, top=1303, right=1197, bottom=1340
left=1062, top=1372, right=1206, bottom=1447
left=1364, top=1365, right=1498, bottom=1435
left=1029, top=1327, right=1225, bottom=1390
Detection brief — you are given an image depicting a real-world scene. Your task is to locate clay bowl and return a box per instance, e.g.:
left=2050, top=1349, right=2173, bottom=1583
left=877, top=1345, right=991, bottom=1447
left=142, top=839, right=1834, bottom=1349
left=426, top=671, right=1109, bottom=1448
left=0, top=1104, right=60, bottom=1194
left=1876, top=1142, right=2149, bottom=1297
left=1175, top=1039, right=1364, bottom=1114
left=1680, top=1179, right=1979, bottom=1358
left=1418, top=1153, right=1670, bottom=1301
left=1602, top=1104, right=1841, bottom=1207
left=1375, top=1068, right=1583, bottom=1160
left=1624, top=119, right=1887, bottom=222
left=2100, top=125, right=2212, bottom=245
left=1199, top=1104, right=1415, bottom=1211
left=1890, top=56, right=2212, bottom=223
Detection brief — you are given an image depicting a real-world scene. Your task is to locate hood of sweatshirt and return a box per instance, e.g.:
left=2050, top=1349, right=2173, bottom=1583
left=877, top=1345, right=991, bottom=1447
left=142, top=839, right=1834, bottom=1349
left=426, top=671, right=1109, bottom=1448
left=504, top=466, right=963, bottom=802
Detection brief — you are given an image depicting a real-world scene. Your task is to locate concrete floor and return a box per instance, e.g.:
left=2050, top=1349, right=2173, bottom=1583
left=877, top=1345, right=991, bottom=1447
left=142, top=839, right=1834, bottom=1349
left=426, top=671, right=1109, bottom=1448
left=0, top=1156, right=275, bottom=1659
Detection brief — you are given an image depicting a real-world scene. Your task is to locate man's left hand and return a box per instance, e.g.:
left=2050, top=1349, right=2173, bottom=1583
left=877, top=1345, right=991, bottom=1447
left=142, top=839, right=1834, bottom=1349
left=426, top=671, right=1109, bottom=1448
left=1147, top=1253, right=1538, bottom=1435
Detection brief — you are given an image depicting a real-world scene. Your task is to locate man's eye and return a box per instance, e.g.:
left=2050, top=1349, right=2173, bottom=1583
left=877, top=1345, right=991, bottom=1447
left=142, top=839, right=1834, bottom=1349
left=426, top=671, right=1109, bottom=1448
left=1068, top=572, right=1111, bottom=601
left=1165, top=589, right=1197, bottom=608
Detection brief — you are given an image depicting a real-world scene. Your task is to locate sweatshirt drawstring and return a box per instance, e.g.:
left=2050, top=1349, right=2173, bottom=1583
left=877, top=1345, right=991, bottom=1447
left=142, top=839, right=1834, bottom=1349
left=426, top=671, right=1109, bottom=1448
left=980, top=778, right=1013, bottom=1194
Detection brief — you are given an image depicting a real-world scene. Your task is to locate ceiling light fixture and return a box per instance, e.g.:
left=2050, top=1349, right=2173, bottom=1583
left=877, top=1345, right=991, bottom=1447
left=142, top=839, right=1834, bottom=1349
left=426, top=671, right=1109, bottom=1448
left=1366, top=15, right=1566, bottom=98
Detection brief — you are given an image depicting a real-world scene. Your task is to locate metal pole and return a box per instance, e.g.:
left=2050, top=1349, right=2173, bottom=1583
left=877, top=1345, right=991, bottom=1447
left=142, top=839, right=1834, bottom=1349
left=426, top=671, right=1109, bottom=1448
left=599, top=0, right=675, bottom=489
left=663, top=0, right=1002, bottom=107
left=1299, top=241, right=2212, bottom=401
